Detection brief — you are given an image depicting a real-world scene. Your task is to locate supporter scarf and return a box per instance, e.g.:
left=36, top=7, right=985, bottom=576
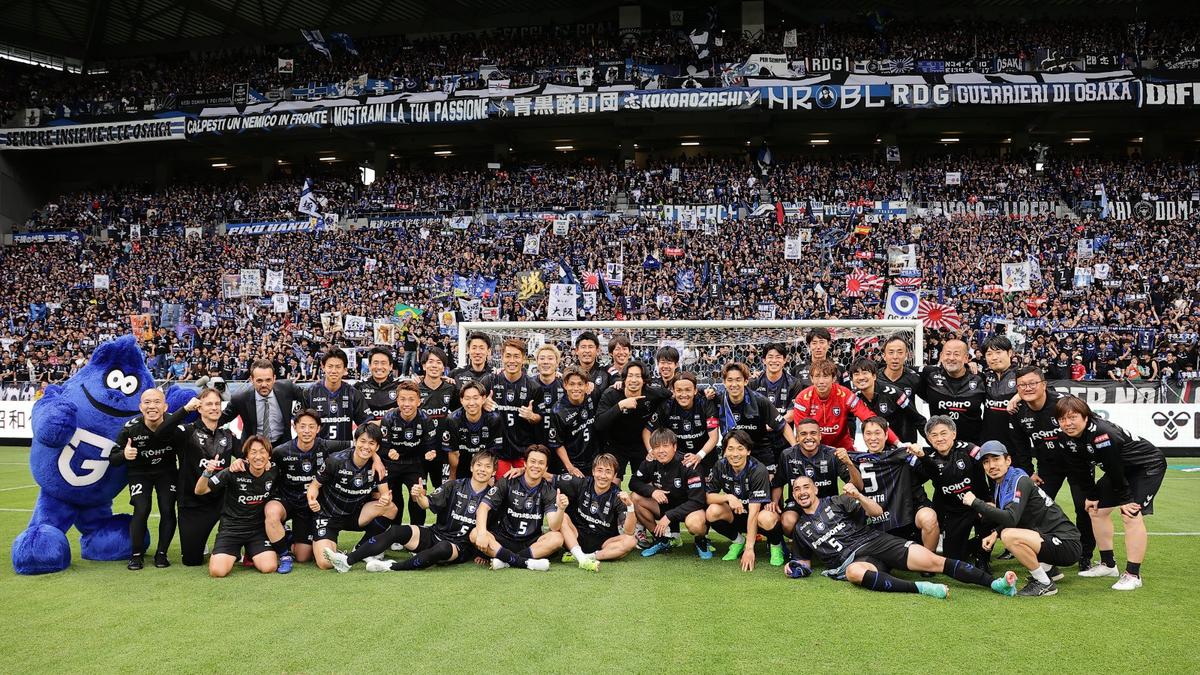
left=720, top=392, right=738, bottom=433
left=994, top=466, right=1029, bottom=508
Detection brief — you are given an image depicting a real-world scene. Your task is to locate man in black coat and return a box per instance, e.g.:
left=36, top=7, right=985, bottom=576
left=219, top=358, right=306, bottom=447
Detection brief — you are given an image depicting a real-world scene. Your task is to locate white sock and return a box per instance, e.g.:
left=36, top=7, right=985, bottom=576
left=525, top=558, right=550, bottom=571
left=1039, top=562, right=1052, bottom=572
left=1030, top=567, right=1051, bottom=584
left=570, top=546, right=586, bottom=559
left=733, top=534, right=746, bottom=545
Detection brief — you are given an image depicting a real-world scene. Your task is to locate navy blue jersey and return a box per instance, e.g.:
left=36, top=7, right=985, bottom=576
left=773, top=444, right=852, bottom=502
left=441, top=409, right=505, bottom=459
left=379, top=409, right=438, bottom=470
left=482, top=475, right=558, bottom=540
left=271, top=438, right=351, bottom=511
left=314, top=449, right=380, bottom=517
left=208, top=466, right=279, bottom=532
left=792, top=495, right=885, bottom=567
left=647, top=398, right=719, bottom=456
left=305, top=382, right=370, bottom=442
left=718, top=391, right=787, bottom=466
left=848, top=446, right=920, bottom=531
left=356, top=376, right=400, bottom=420
left=546, top=396, right=597, bottom=469
left=427, top=477, right=491, bottom=543
left=557, top=475, right=624, bottom=540
left=705, top=457, right=772, bottom=506
left=479, top=372, right=545, bottom=458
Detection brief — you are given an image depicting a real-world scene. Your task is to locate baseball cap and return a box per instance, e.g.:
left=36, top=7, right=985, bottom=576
left=977, top=440, right=1009, bottom=458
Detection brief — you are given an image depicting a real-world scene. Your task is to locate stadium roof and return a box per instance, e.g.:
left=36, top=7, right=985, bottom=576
left=0, top=0, right=1176, bottom=62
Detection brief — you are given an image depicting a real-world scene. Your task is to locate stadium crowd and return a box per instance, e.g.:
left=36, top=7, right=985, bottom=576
left=2, top=17, right=1197, bottom=123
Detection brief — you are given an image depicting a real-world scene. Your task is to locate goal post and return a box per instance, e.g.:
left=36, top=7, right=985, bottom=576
left=457, top=319, right=924, bottom=383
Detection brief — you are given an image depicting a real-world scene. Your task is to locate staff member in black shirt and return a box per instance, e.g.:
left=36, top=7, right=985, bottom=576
left=630, top=429, right=709, bottom=559
left=356, top=347, right=401, bottom=420
left=155, top=387, right=237, bottom=567
left=111, top=388, right=179, bottom=570
left=1057, top=396, right=1167, bottom=591
left=194, top=435, right=280, bottom=577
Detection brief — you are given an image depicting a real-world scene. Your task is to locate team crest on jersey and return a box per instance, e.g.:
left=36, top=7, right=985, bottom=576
left=804, top=467, right=815, bottom=477
left=524, top=498, right=535, bottom=510
left=956, top=458, right=966, bottom=470
left=815, top=521, right=825, bottom=532
left=302, top=460, right=313, bottom=473
left=674, top=478, right=682, bottom=488
left=832, top=407, right=841, bottom=416
left=265, top=481, right=274, bottom=491
left=734, top=485, right=743, bottom=495
left=879, top=403, right=889, bottom=413
left=467, top=501, right=478, bottom=514
left=218, top=437, right=228, bottom=447
left=353, top=475, right=364, bottom=488
left=470, top=435, right=480, bottom=445
left=683, top=421, right=692, bottom=431
left=389, top=391, right=397, bottom=400
left=968, top=381, right=978, bottom=390
left=404, top=429, right=415, bottom=440
left=505, top=391, right=515, bottom=403
left=589, top=501, right=600, bottom=514
left=330, top=403, right=339, bottom=413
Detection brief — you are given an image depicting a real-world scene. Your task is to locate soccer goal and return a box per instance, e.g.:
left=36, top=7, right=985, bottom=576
left=457, top=320, right=924, bottom=383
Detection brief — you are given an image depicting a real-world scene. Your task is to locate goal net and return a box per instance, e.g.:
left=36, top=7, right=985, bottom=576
left=457, top=320, right=924, bottom=383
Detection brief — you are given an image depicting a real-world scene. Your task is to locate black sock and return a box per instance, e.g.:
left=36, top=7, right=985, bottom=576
left=861, top=569, right=919, bottom=593
left=347, top=525, right=410, bottom=565
left=496, top=546, right=529, bottom=568
left=695, top=535, right=710, bottom=550
left=709, top=520, right=738, bottom=541
left=1126, top=561, right=1141, bottom=576
left=942, top=558, right=993, bottom=588
left=269, top=536, right=288, bottom=555
left=765, top=524, right=783, bottom=546
left=395, top=541, right=455, bottom=570
left=1100, top=549, right=1116, bottom=567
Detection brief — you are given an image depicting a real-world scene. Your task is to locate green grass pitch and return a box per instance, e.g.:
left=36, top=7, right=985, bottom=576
left=0, top=445, right=1197, bottom=673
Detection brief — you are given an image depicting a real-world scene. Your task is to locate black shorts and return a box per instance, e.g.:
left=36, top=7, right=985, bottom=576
left=312, top=505, right=367, bottom=542
left=1037, top=532, right=1083, bottom=566
left=127, top=472, right=176, bottom=505
left=852, top=533, right=914, bottom=573
left=887, top=524, right=921, bottom=544
left=279, top=502, right=315, bottom=544
left=577, top=529, right=617, bottom=555
left=493, top=529, right=539, bottom=553
left=212, top=527, right=271, bottom=558
left=1097, top=462, right=1166, bottom=515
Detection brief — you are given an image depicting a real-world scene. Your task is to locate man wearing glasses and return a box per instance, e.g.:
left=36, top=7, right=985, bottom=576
left=1009, top=366, right=1097, bottom=572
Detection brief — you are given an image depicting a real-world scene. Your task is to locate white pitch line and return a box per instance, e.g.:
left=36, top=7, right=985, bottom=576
left=0, top=484, right=35, bottom=492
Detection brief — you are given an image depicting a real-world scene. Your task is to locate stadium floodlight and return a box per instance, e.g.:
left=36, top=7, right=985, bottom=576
left=360, top=165, right=376, bottom=186
left=458, top=319, right=924, bottom=383
left=319, top=156, right=337, bottom=161
left=680, top=141, right=700, bottom=146
left=809, top=139, right=830, bottom=145
left=1068, top=137, right=1090, bottom=143
left=939, top=137, right=960, bottom=143
left=555, top=145, right=575, bottom=151
left=434, top=150, right=453, bottom=156
left=210, top=162, right=229, bottom=168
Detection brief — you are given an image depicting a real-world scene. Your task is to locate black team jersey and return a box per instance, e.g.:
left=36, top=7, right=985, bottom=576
left=719, top=391, right=787, bottom=467
left=1067, top=417, right=1166, bottom=502
left=647, top=398, right=719, bottom=456
left=112, top=416, right=178, bottom=477
left=596, top=386, right=669, bottom=456
left=557, top=475, right=625, bottom=540
left=442, top=409, right=505, bottom=461
left=482, top=475, right=558, bottom=540
left=970, top=473, right=1080, bottom=542
left=379, top=409, right=438, bottom=471
left=314, top=449, right=379, bottom=517
left=207, top=466, right=279, bottom=534
left=356, top=376, right=400, bottom=420
left=546, top=396, right=597, bottom=470
left=750, top=371, right=805, bottom=417
left=917, top=365, right=986, bottom=444
left=419, top=379, right=460, bottom=434
left=1012, top=391, right=1084, bottom=472
left=450, top=365, right=492, bottom=390
left=848, top=447, right=919, bottom=531
left=578, top=364, right=612, bottom=396
left=791, top=359, right=847, bottom=389
left=427, top=477, right=490, bottom=543
left=793, top=495, right=885, bottom=567
left=914, top=441, right=987, bottom=515
left=774, top=444, right=852, bottom=503
left=157, top=407, right=237, bottom=510
left=305, top=382, right=370, bottom=442
left=629, top=456, right=706, bottom=523
left=982, top=367, right=1018, bottom=446
left=706, top=457, right=772, bottom=507
left=857, top=382, right=927, bottom=443
left=879, top=366, right=921, bottom=400
left=271, top=438, right=351, bottom=512
left=479, top=372, right=545, bottom=458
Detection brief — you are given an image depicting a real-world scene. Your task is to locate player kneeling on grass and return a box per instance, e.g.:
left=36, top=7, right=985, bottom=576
left=194, top=435, right=280, bottom=577
left=788, top=475, right=1017, bottom=599
left=470, top=445, right=563, bottom=571
left=705, top=430, right=785, bottom=571
left=630, top=429, right=709, bottom=558
left=557, top=453, right=637, bottom=571
left=309, top=424, right=399, bottom=570
left=965, top=441, right=1083, bottom=597
left=324, top=451, right=497, bottom=572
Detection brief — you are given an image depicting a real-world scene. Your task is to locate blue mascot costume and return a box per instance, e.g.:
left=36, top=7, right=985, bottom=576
left=11, top=335, right=193, bottom=575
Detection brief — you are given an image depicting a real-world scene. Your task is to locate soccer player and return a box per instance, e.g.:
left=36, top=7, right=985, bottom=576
left=751, top=342, right=805, bottom=465
left=306, top=349, right=371, bottom=442
left=156, top=388, right=237, bottom=567
left=111, top=388, right=178, bottom=570
left=879, top=334, right=920, bottom=399
left=630, top=429, right=710, bottom=558
left=850, top=417, right=938, bottom=554
left=717, top=362, right=794, bottom=475
left=907, top=416, right=989, bottom=567
left=309, top=424, right=399, bottom=571
left=1009, top=366, right=1095, bottom=569
left=705, top=430, right=785, bottom=570
left=546, top=368, right=598, bottom=477
left=322, top=452, right=497, bottom=573
left=792, top=328, right=845, bottom=388
left=557, top=453, right=638, bottom=570
left=533, top=343, right=565, bottom=414
left=418, top=347, right=459, bottom=488
left=965, top=441, right=1082, bottom=597
left=793, top=360, right=900, bottom=452
left=791, top=475, right=1016, bottom=599
left=441, top=381, right=504, bottom=478
left=573, top=331, right=610, bottom=392
left=194, top=435, right=279, bottom=577
left=356, top=347, right=400, bottom=420
left=606, top=334, right=633, bottom=382
left=645, top=371, right=719, bottom=471
left=849, top=358, right=927, bottom=443
left=1056, top=396, right=1167, bottom=590
left=262, top=409, right=353, bottom=571
left=596, top=360, right=669, bottom=478
left=450, top=332, right=493, bottom=388
left=379, top=380, right=438, bottom=527
left=648, top=345, right=680, bottom=390
left=470, top=445, right=562, bottom=571
left=480, top=338, right=545, bottom=476
left=773, top=417, right=863, bottom=537
left=915, top=339, right=985, bottom=444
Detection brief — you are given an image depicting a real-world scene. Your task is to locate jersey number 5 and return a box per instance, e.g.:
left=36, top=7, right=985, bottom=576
left=859, top=464, right=879, bottom=493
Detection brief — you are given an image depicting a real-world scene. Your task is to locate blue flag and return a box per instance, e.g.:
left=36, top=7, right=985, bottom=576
left=301, top=29, right=331, bottom=60
left=329, top=32, right=358, bottom=56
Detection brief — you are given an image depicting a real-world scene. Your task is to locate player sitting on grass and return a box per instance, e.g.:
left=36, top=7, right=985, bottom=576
left=557, top=453, right=638, bottom=571
left=308, top=424, right=398, bottom=571
left=470, top=444, right=563, bottom=571
left=704, top=430, right=785, bottom=571
left=788, top=475, right=1018, bottom=599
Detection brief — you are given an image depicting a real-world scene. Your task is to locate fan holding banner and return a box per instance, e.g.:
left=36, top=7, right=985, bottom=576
left=883, top=286, right=920, bottom=320
left=917, top=299, right=962, bottom=332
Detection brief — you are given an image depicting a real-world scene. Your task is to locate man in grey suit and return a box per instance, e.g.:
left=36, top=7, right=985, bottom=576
left=220, top=358, right=307, bottom=447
